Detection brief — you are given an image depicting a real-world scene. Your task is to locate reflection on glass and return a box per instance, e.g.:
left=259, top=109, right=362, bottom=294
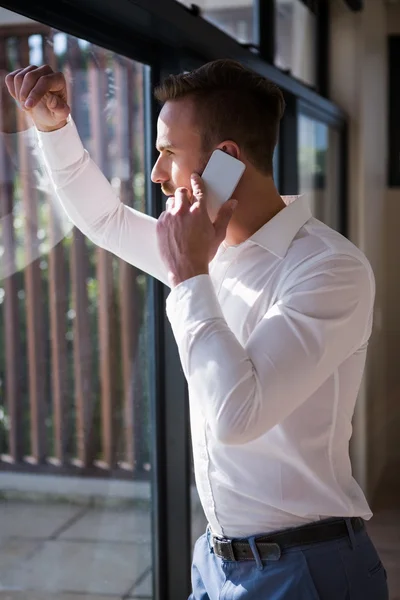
left=0, top=6, right=153, bottom=598
left=275, top=0, right=317, bottom=87
left=298, top=114, right=340, bottom=230
left=177, top=0, right=254, bottom=44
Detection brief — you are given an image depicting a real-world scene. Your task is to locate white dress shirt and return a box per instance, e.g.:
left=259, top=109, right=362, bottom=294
left=32, top=119, right=374, bottom=538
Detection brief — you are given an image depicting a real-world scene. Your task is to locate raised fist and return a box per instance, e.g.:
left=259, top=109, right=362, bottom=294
left=5, top=65, right=70, bottom=132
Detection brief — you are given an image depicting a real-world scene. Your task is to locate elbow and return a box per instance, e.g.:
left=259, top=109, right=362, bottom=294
left=211, top=377, right=269, bottom=445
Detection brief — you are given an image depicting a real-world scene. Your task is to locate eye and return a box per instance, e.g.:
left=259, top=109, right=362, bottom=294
left=166, top=150, right=174, bottom=156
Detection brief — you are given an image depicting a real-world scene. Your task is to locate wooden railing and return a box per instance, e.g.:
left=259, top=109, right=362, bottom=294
left=0, top=25, right=151, bottom=480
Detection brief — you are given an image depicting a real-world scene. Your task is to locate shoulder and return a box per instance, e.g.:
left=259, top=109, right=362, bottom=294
left=282, top=218, right=375, bottom=299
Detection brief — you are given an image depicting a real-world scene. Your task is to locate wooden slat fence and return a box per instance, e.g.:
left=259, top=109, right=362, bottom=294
left=0, top=25, right=150, bottom=480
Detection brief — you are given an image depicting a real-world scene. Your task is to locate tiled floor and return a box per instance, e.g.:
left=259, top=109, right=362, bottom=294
left=0, top=498, right=399, bottom=599
left=0, top=498, right=207, bottom=600
left=0, top=501, right=153, bottom=598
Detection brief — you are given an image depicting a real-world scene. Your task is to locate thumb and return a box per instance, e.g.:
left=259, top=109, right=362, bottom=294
left=46, top=94, right=69, bottom=114
left=213, top=199, right=238, bottom=240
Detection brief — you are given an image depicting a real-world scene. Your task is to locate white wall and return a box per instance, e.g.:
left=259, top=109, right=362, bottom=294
left=330, top=0, right=388, bottom=502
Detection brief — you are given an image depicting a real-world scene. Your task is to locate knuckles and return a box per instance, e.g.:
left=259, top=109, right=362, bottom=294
left=24, top=71, right=40, bottom=84
left=13, top=71, right=25, bottom=83
left=7, top=64, right=59, bottom=86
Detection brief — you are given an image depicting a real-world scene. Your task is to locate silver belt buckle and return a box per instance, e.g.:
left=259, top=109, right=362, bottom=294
left=214, top=536, right=236, bottom=560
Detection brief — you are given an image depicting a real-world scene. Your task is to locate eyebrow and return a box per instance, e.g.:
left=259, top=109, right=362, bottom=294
left=155, top=141, right=176, bottom=152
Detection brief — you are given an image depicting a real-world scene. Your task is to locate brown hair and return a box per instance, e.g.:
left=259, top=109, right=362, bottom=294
left=154, top=59, right=285, bottom=175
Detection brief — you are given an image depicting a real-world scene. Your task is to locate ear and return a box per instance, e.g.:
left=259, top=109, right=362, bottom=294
left=216, top=140, right=240, bottom=160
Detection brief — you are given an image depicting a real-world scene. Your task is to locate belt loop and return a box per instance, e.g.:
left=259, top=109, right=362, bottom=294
left=344, top=518, right=357, bottom=550
left=248, top=536, right=264, bottom=571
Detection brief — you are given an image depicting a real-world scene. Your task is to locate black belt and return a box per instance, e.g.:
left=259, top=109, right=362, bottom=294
left=212, top=517, right=365, bottom=561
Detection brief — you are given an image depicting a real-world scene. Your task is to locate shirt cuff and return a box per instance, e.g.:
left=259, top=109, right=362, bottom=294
left=35, top=117, right=85, bottom=170
left=166, top=274, right=224, bottom=342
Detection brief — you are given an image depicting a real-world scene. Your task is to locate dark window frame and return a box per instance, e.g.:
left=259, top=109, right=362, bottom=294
left=388, top=36, right=400, bottom=188
left=268, top=0, right=329, bottom=96
left=180, top=0, right=329, bottom=96
left=2, top=0, right=342, bottom=116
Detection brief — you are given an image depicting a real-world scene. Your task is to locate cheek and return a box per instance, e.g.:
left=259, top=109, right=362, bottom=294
left=171, top=158, right=195, bottom=186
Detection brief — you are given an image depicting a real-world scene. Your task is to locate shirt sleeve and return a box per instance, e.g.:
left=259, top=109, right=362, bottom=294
left=165, top=255, right=375, bottom=445
left=33, top=119, right=169, bottom=286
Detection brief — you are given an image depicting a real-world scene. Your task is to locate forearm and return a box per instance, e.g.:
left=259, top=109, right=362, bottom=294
left=36, top=124, right=120, bottom=242
left=166, top=275, right=262, bottom=444
left=35, top=118, right=169, bottom=284
left=166, top=259, right=373, bottom=446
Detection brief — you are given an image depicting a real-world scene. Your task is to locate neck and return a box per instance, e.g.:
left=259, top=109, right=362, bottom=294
left=224, top=173, right=286, bottom=246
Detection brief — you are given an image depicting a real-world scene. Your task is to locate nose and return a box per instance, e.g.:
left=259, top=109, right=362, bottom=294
left=151, top=156, right=168, bottom=185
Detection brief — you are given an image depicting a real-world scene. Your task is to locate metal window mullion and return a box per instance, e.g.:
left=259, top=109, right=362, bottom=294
left=254, top=0, right=275, bottom=65
left=316, top=0, right=329, bottom=97
left=145, top=58, right=192, bottom=600
left=279, top=94, right=299, bottom=196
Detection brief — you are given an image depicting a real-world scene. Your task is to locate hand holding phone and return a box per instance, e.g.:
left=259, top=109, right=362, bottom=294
left=201, top=149, right=245, bottom=221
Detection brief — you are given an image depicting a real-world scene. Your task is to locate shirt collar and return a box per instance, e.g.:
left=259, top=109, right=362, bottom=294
left=247, top=195, right=312, bottom=259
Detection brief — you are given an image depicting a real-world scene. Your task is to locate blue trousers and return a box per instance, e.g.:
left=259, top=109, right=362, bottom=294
left=189, top=518, right=389, bottom=599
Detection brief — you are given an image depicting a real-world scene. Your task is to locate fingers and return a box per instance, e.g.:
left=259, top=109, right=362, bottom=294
left=5, top=67, right=30, bottom=100
left=170, top=188, right=190, bottom=214
left=166, top=196, right=175, bottom=210
left=5, top=65, right=66, bottom=110
left=19, top=64, right=54, bottom=104
left=6, top=66, right=42, bottom=102
left=25, top=71, right=66, bottom=109
left=190, top=173, right=206, bottom=210
left=45, top=93, right=70, bottom=116
left=13, top=66, right=40, bottom=103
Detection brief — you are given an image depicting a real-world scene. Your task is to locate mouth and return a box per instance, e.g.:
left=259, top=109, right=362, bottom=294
left=161, top=187, right=174, bottom=197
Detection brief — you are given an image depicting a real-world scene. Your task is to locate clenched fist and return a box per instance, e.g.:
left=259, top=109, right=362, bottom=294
left=5, top=65, right=70, bottom=132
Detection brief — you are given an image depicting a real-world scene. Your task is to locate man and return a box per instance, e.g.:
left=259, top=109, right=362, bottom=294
left=5, top=59, right=389, bottom=599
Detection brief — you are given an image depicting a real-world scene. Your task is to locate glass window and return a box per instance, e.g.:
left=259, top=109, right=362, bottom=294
left=275, top=0, right=317, bottom=87
left=298, top=113, right=341, bottom=231
left=177, top=0, right=254, bottom=44
left=0, top=7, right=154, bottom=598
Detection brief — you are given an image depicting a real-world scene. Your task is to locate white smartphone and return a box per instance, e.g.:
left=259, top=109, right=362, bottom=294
left=201, top=149, right=246, bottom=221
